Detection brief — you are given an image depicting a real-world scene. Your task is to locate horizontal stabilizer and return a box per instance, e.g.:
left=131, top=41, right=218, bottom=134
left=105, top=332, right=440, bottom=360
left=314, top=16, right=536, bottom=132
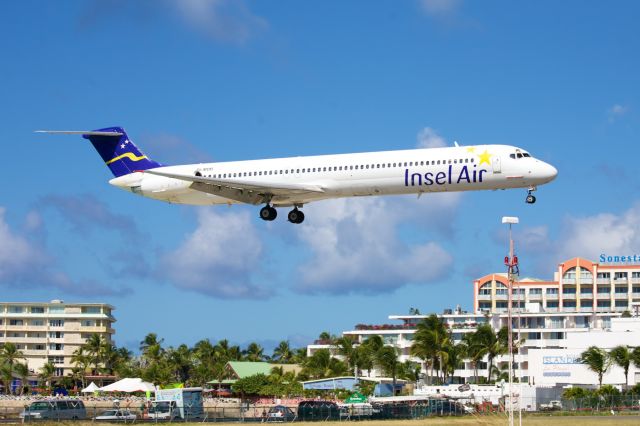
left=35, top=130, right=124, bottom=136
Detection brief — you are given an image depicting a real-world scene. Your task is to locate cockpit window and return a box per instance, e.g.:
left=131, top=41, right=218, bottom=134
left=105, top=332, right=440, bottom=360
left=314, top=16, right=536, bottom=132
left=510, top=149, right=531, bottom=159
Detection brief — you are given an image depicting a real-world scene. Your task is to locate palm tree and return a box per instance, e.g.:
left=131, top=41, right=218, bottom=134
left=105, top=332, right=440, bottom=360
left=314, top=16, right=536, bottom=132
left=71, top=347, right=91, bottom=388
left=166, top=344, right=192, bottom=384
left=375, top=346, right=400, bottom=394
left=632, top=347, right=640, bottom=372
left=411, top=314, right=450, bottom=384
left=0, top=343, right=25, bottom=394
left=272, top=341, right=294, bottom=364
left=243, top=342, right=265, bottom=362
left=13, top=363, right=30, bottom=395
left=579, top=346, right=611, bottom=387
left=358, top=336, right=383, bottom=378
left=474, top=324, right=507, bottom=382
left=84, top=334, right=105, bottom=373
left=334, top=337, right=359, bottom=374
left=609, top=345, right=632, bottom=390
left=460, top=331, right=487, bottom=384
left=39, top=362, right=56, bottom=390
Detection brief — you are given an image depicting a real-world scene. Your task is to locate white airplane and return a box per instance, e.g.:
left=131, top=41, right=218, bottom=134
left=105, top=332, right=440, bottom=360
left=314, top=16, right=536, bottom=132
left=38, top=127, right=557, bottom=224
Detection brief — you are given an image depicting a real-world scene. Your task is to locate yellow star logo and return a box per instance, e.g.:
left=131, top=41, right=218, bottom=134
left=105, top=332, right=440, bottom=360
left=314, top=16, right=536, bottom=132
left=477, top=149, right=492, bottom=166
left=466, top=147, right=476, bottom=153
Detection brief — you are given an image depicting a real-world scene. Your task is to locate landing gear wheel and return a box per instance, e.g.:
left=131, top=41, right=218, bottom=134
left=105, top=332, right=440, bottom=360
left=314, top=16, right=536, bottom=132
left=526, top=194, right=536, bottom=204
left=259, top=206, right=277, bottom=221
left=288, top=209, right=305, bottom=224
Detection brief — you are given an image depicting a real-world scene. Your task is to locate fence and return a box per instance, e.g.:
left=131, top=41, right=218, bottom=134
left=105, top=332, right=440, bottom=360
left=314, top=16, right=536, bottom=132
left=7, top=397, right=640, bottom=422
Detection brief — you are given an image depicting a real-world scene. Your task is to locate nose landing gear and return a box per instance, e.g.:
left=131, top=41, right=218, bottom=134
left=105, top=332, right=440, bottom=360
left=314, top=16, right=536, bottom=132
left=525, top=186, right=537, bottom=204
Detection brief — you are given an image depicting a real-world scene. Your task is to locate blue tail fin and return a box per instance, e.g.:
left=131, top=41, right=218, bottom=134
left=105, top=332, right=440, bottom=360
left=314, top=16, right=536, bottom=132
left=83, top=126, right=163, bottom=177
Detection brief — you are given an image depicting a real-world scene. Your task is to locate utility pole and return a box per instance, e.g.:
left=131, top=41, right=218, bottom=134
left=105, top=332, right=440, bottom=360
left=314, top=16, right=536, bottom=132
left=502, top=216, right=520, bottom=426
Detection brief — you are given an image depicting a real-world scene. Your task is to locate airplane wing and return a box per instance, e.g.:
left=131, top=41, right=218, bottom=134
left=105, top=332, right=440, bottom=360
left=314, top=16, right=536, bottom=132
left=140, top=169, right=325, bottom=205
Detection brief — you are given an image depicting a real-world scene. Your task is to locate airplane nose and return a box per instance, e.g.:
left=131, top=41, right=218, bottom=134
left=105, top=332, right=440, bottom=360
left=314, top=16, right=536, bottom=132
left=544, top=162, right=558, bottom=182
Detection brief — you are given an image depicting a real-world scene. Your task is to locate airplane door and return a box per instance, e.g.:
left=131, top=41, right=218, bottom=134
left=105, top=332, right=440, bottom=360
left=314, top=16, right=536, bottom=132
left=492, top=156, right=502, bottom=173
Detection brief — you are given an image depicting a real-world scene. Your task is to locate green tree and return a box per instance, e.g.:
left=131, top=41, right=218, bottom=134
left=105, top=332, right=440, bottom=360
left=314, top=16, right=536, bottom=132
left=411, top=314, right=450, bottom=384
left=13, top=363, right=30, bottom=395
left=0, top=342, right=26, bottom=394
left=70, top=347, right=91, bottom=388
left=609, top=345, right=632, bottom=390
left=579, top=346, right=611, bottom=387
left=243, top=342, right=265, bottom=362
left=375, top=346, right=400, bottom=394
left=272, top=341, right=294, bottom=364
left=166, top=344, right=192, bottom=384
left=39, top=362, right=56, bottom=389
left=335, top=336, right=359, bottom=375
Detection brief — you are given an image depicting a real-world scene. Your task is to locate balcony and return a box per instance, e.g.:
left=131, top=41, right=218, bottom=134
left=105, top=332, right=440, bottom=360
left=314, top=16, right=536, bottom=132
left=580, top=278, right=594, bottom=284
left=562, top=278, right=576, bottom=285
left=614, top=293, right=630, bottom=300
left=579, top=307, right=594, bottom=313
left=613, top=277, right=629, bottom=284
left=596, top=292, right=611, bottom=298
left=494, top=293, right=508, bottom=300
left=597, top=278, right=611, bottom=284
left=528, top=293, right=543, bottom=300
left=545, top=307, right=559, bottom=312
left=562, top=293, right=577, bottom=300
left=546, top=293, right=559, bottom=300
left=631, top=277, right=640, bottom=284
left=477, top=294, right=492, bottom=301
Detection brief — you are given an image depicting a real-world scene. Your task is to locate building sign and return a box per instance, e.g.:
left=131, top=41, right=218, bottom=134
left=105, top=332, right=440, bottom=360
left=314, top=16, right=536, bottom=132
left=599, top=253, right=640, bottom=264
left=541, top=354, right=580, bottom=378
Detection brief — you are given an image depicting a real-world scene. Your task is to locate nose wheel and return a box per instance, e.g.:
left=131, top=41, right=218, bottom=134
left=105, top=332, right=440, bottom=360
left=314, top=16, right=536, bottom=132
left=259, top=205, right=277, bottom=221
left=288, top=208, right=305, bottom=224
left=525, top=188, right=536, bottom=204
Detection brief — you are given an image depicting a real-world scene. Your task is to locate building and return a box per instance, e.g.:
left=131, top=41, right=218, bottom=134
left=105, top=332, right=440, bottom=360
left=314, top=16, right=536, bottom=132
left=0, top=300, right=115, bottom=377
left=307, top=257, right=640, bottom=388
left=474, top=257, right=640, bottom=314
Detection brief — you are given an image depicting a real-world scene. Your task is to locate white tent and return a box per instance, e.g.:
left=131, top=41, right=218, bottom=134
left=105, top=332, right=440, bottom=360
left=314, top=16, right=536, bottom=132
left=99, top=378, right=156, bottom=393
left=81, top=382, right=100, bottom=393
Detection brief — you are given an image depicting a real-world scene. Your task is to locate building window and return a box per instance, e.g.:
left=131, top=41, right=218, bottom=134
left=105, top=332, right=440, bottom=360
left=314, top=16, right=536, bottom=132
left=529, top=288, right=542, bottom=295
left=81, top=306, right=101, bottom=314
left=549, top=332, right=565, bottom=340
left=30, top=320, right=44, bottom=326
left=597, top=272, right=610, bottom=278
left=614, top=272, right=628, bottom=279
left=82, top=320, right=96, bottom=327
left=615, top=300, right=628, bottom=307
left=49, top=306, right=65, bottom=314
left=30, top=306, right=45, bottom=314
left=9, top=319, right=23, bottom=326
left=546, top=288, right=558, bottom=295
left=49, top=320, right=64, bottom=327
left=8, top=306, right=23, bottom=313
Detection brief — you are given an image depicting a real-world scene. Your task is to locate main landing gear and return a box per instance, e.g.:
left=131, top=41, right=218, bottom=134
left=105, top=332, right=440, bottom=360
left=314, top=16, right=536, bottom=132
left=259, top=205, right=305, bottom=224
left=525, top=186, right=537, bottom=204
left=259, top=205, right=277, bottom=221
left=287, top=208, right=305, bottom=224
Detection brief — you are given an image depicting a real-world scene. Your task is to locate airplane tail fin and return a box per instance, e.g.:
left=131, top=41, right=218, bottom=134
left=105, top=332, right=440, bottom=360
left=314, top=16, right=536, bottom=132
left=37, top=126, right=163, bottom=177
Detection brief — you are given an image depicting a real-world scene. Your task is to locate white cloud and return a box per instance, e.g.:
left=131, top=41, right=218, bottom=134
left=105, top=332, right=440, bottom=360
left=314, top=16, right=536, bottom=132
left=160, top=208, right=272, bottom=299
left=511, top=203, right=640, bottom=277
left=607, top=104, right=629, bottom=123
left=557, top=203, right=640, bottom=260
left=420, top=0, right=461, bottom=18
left=416, top=127, right=447, bottom=149
left=0, top=207, right=46, bottom=282
left=293, top=194, right=460, bottom=295
left=0, top=207, right=129, bottom=296
left=172, top=0, right=268, bottom=44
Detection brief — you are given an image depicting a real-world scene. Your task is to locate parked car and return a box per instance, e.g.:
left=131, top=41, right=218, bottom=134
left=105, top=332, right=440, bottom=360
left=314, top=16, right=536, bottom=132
left=20, top=400, right=87, bottom=420
left=94, top=409, right=137, bottom=421
left=143, top=401, right=180, bottom=420
left=266, top=405, right=296, bottom=422
left=539, top=400, right=562, bottom=411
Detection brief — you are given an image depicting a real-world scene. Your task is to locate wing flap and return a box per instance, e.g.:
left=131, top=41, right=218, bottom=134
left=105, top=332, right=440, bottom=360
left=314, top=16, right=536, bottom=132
left=140, top=169, right=325, bottom=204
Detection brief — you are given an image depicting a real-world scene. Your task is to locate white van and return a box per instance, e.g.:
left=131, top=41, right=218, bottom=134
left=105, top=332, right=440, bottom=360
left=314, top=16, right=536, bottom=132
left=20, top=400, right=87, bottom=420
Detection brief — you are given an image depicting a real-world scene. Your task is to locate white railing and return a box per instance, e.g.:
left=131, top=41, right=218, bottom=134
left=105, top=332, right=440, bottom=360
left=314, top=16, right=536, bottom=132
left=597, top=278, right=611, bottom=284
left=562, top=278, right=576, bottom=284
left=562, top=293, right=577, bottom=300
left=614, top=293, right=630, bottom=299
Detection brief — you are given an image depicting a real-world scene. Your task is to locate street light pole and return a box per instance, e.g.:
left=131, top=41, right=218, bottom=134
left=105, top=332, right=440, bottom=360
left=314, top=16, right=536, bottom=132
left=502, top=216, right=519, bottom=426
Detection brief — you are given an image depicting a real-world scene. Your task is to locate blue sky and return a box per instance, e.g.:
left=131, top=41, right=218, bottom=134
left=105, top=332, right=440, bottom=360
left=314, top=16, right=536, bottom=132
left=1, top=0, right=639, bottom=353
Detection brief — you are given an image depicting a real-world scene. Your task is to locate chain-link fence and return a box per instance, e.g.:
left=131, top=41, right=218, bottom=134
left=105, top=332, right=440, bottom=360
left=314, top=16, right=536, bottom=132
left=6, top=396, right=640, bottom=422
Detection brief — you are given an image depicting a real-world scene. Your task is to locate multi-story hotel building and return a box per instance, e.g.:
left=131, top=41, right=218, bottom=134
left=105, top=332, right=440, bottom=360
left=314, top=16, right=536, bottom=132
left=307, top=257, right=640, bottom=387
left=474, top=257, right=640, bottom=314
left=0, top=300, right=115, bottom=377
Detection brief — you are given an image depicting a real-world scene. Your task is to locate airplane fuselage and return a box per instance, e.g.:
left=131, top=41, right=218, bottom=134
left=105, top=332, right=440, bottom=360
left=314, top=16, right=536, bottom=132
left=109, top=144, right=557, bottom=207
